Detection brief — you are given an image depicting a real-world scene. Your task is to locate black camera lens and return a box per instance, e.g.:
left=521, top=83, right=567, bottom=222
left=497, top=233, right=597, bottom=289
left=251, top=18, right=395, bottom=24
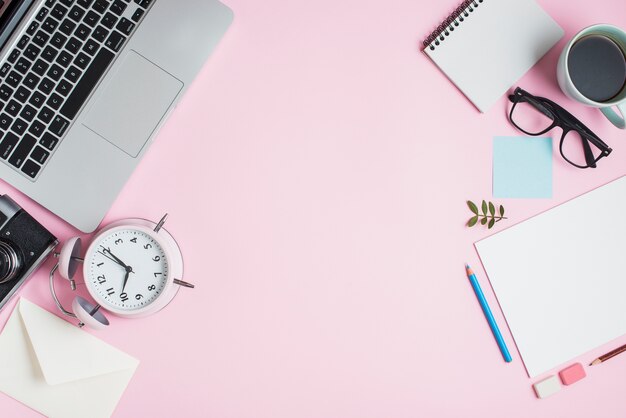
left=0, top=241, right=21, bottom=284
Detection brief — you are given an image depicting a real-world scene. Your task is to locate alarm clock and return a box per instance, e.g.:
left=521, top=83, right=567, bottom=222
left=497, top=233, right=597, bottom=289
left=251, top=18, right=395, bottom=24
left=49, top=214, right=193, bottom=329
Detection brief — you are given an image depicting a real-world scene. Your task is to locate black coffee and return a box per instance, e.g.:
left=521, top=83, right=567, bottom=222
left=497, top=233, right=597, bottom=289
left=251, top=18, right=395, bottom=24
left=568, top=35, right=626, bottom=103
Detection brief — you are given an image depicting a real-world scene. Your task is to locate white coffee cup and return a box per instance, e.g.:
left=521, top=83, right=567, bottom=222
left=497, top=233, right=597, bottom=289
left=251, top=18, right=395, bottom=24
left=557, top=24, right=626, bottom=129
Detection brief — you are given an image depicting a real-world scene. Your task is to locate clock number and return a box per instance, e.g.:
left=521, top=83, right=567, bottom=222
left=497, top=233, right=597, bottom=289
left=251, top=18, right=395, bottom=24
left=120, top=292, right=128, bottom=302
left=148, top=285, right=156, bottom=291
left=106, top=287, right=115, bottom=296
left=144, top=243, right=152, bottom=250
left=135, top=294, right=143, bottom=300
left=130, top=237, right=137, bottom=243
left=154, top=272, right=162, bottom=278
left=97, top=275, right=106, bottom=284
left=97, top=262, right=104, bottom=267
left=115, top=239, right=123, bottom=245
left=152, top=255, right=160, bottom=262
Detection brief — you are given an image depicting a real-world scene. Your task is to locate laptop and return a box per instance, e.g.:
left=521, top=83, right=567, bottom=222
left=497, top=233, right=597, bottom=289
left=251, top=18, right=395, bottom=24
left=0, top=0, right=232, bottom=232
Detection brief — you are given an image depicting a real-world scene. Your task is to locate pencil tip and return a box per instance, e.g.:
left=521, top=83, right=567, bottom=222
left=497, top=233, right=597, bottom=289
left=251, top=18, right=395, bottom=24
left=465, top=263, right=470, bottom=269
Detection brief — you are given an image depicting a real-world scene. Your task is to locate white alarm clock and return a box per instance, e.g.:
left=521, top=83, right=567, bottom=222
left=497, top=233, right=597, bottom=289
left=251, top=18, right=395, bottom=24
left=49, top=215, right=193, bottom=329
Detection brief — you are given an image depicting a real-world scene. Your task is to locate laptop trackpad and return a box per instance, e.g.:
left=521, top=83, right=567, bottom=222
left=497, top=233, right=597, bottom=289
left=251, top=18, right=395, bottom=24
left=83, top=51, right=183, bottom=157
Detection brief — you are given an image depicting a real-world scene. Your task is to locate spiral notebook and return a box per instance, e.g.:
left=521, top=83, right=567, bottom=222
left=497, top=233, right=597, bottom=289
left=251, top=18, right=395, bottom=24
left=423, top=0, right=563, bottom=112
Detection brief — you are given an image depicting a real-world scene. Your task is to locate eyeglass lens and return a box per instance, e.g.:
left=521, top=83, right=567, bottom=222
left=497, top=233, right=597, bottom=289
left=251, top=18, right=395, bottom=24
left=560, top=130, right=603, bottom=167
left=510, top=98, right=554, bottom=135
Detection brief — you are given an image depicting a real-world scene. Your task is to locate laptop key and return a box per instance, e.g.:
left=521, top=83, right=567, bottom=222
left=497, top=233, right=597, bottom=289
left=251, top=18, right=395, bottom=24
left=48, top=64, right=63, bottom=80
left=56, top=50, right=73, bottom=67
left=78, top=0, right=95, bottom=7
left=5, top=100, right=21, bottom=117
left=69, top=6, right=85, bottom=22
left=32, top=59, right=49, bottom=76
left=26, top=21, right=40, bottom=36
left=0, top=85, right=13, bottom=100
left=42, top=17, right=58, bottom=34
left=92, top=25, right=109, bottom=42
left=8, top=49, right=20, bottom=64
left=84, top=10, right=100, bottom=27
left=83, top=39, right=99, bottom=55
left=0, top=63, right=10, bottom=78
left=74, top=52, right=91, bottom=69
left=31, top=146, right=50, bottom=164
left=51, top=32, right=68, bottom=49
left=93, top=0, right=110, bottom=14
left=116, top=18, right=134, bottom=35
left=65, top=37, right=83, bottom=54
left=28, top=120, right=46, bottom=138
left=0, top=63, right=10, bottom=77
left=23, top=73, right=40, bottom=90
left=14, top=86, right=31, bottom=103
left=21, top=160, right=42, bottom=178
left=40, top=132, right=59, bottom=150
left=56, top=79, right=72, bottom=97
left=8, top=134, right=36, bottom=168
left=20, top=105, right=37, bottom=122
left=33, top=30, right=50, bottom=48
left=51, top=4, right=69, bottom=20
left=105, top=31, right=125, bottom=52
left=41, top=46, right=59, bottom=62
left=0, top=113, right=13, bottom=130
left=49, top=115, right=70, bottom=136
left=38, top=77, right=55, bottom=94
left=110, top=0, right=126, bottom=15
left=35, top=8, right=49, bottom=22
left=29, top=91, right=46, bottom=108
left=61, top=48, right=113, bottom=120
left=64, top=66, right=82, bottom=83
left=6, top=71, right=22, bottom=88
left=17, top=35, right=30, bottom=49
left=101, top=12, right=117, bottom=29
left=60, top=0, right=76, bottom=6
left=47, top=92, right=63, bottom=110
left=59, top=18, right=77, bottom=36
left=0, top=132, right=18, bottom=159
left=38, top=106, right=54, bottom=123
left=24, top=44, right=41, bottom=61
left=131, top=8, right=143, bottom=22
left=11, top=118, right=28, bottom=135
left=14, top=58, right=31, bottom=75
left=74, top=23, right=91, bottom=40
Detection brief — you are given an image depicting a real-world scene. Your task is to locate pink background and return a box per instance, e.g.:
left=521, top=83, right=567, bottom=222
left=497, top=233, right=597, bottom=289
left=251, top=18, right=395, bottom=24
left=1, top=0, right=626, bottom=416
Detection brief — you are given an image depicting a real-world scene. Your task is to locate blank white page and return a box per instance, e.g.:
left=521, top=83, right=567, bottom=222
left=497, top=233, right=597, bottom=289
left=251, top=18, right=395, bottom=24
left=424, top=0, right=563, bottom=112
left=475, top=177, right=626, bottom=377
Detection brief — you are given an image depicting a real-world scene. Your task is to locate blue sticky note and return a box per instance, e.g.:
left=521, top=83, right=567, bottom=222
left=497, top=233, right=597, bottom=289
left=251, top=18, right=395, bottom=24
left=493, top=136, right=552, bottom=198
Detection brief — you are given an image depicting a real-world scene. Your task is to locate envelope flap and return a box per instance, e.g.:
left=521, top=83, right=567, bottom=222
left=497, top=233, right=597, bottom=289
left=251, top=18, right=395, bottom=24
left=19, top=299, right=139, bottom=385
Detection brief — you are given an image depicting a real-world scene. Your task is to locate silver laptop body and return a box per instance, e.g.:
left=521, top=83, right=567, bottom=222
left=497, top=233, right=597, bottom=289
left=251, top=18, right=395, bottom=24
left=0, top=0, right=232, bottom=232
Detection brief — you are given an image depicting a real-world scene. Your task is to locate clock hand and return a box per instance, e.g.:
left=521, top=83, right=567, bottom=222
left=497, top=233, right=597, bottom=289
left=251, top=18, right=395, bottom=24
left=121, top=267, right=132, bottom=293
left=100, top=246, right=130, bottom=268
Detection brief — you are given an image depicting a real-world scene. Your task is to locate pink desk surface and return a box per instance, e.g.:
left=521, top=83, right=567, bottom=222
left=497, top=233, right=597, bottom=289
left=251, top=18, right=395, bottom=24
left=1, top=0, right=626, bottom=417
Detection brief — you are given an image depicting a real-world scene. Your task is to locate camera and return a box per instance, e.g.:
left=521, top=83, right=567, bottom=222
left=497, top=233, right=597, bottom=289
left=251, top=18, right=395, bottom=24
left=0, top=195, right=57, bottom=311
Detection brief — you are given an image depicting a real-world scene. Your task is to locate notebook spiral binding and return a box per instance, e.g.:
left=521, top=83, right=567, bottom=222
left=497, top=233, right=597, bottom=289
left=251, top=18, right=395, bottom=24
left=423, top=0, right=484, bottom=51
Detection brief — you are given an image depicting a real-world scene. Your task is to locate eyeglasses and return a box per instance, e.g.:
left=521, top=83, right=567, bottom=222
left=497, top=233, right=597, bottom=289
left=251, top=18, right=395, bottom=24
left=508, top=87, right=612, bottom=169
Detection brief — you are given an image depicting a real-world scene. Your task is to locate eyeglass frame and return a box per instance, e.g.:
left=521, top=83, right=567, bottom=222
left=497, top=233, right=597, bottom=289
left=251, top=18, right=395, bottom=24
left=507, top=87, right=613, bottom=169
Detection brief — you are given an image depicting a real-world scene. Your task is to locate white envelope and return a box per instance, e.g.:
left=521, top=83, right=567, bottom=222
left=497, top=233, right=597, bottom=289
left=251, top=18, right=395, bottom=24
left=0, top=298, right=139, bottom=418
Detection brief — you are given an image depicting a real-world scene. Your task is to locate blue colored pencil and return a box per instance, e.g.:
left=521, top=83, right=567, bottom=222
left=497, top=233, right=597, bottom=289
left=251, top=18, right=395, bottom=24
left=465, top=263, right=512, bottom=363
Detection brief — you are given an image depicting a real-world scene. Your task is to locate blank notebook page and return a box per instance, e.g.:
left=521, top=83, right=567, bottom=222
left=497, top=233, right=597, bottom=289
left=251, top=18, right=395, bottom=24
left=423, top=0, right=563, bottom=112
left=475, top=177, right=626, bottom=377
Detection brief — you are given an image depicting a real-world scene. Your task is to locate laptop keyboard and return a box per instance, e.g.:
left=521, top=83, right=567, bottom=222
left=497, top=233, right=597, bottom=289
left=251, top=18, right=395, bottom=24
left=0, top=0, right=154, bottom=181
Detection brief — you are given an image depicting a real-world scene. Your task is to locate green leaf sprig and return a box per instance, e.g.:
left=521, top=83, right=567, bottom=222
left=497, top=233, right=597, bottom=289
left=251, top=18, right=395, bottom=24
left=467, top=200, right=507, bottom=229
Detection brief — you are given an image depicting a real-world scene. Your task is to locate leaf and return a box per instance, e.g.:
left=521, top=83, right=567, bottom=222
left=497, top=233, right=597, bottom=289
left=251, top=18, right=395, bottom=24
left=467, top=200, right=478, bottom=214
left=499, top=205, right=505, bottom=217
left=467, top=215, right=479, bottom=227
left=489, top=201, right=495, bottom=216
left=488, top=218, right=495, bottom=229
left=481, top=217, right=488, bottom=225
left=481, top=200, right=488, bottom=215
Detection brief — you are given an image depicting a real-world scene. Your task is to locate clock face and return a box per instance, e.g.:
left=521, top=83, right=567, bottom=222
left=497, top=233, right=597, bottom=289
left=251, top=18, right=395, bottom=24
left=85, top=228, right=170, bottom=312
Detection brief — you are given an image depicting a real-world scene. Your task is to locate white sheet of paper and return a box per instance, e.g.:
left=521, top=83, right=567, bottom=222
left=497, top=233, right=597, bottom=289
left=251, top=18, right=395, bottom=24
left=475, top=176, right=626, bottom=377
left=0, top=298, right=139, bottom=418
